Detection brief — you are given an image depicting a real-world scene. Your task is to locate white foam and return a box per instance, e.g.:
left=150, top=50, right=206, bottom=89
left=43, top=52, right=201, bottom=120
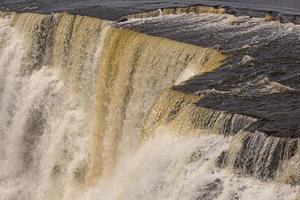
left=83, top=130, right=299, bottom=200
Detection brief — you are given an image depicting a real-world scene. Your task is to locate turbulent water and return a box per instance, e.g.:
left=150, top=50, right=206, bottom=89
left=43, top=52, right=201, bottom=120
left=2, top=0, right=300, bottom=21
left=0, top=10, right=300, bottom=200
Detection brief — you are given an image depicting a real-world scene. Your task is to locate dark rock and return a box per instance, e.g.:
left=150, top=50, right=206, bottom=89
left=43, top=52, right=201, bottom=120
left=196, top=178, right=224, bottom=200
left=189, top=149, right=203, bottom=163
left=119, top=13, right=300, bottom=138
left=215, top=151, right=228, bottom=168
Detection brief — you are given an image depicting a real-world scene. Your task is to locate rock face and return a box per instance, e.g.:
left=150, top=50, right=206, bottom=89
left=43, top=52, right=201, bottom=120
left=118, top=13, right=300, bottom=182
left=119, top=13, right=300, bottom=138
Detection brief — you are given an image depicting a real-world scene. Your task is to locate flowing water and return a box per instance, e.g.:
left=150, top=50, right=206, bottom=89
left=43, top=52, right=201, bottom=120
left=0, top=11, right=299, bottom=200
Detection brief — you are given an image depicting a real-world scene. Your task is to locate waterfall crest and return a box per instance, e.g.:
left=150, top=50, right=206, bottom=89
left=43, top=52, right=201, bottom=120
left=0, top=11, right=226, bottom=199
left=0, top=10, right=299, bottom=200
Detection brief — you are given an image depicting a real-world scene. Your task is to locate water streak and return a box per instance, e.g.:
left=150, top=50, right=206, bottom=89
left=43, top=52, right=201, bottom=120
left=0, top=11, right=299, bottom=200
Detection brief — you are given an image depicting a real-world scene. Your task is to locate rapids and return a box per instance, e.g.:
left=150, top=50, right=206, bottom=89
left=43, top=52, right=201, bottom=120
left=0, top=10, right=299, bottom=200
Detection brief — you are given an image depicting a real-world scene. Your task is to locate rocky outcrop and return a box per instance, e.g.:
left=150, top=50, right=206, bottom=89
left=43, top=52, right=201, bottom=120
left=120, top=12, right=300, bottom=183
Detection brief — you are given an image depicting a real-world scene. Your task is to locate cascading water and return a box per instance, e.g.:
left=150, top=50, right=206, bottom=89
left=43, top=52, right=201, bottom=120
left=0, top=13, right=106, bottom=200
left=0, top=9, right=299, bottom=200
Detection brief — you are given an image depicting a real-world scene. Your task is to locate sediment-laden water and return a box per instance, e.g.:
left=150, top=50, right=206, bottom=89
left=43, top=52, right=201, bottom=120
left=0, top=9, right=299, bottom=200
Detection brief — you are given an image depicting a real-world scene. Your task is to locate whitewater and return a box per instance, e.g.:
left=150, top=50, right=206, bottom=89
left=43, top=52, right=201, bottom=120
left=0, top=10, right=299, bottom=200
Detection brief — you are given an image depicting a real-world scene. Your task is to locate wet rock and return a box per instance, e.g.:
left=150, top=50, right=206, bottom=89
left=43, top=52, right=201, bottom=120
left=231, top=192, right=241, bottom=200
left=233, top=131, right=298, bottom=181
left=190, top=149, right=203, bottom=163
left=196, top=178, right=224, bottom=200
left=215, top=151, right=228, bottom=168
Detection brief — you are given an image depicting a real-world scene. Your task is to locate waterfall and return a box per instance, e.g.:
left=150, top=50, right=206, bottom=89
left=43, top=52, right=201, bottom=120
left=0, top=10, right=299, bottom=200
left=0, top=12, right=109, bottom=200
